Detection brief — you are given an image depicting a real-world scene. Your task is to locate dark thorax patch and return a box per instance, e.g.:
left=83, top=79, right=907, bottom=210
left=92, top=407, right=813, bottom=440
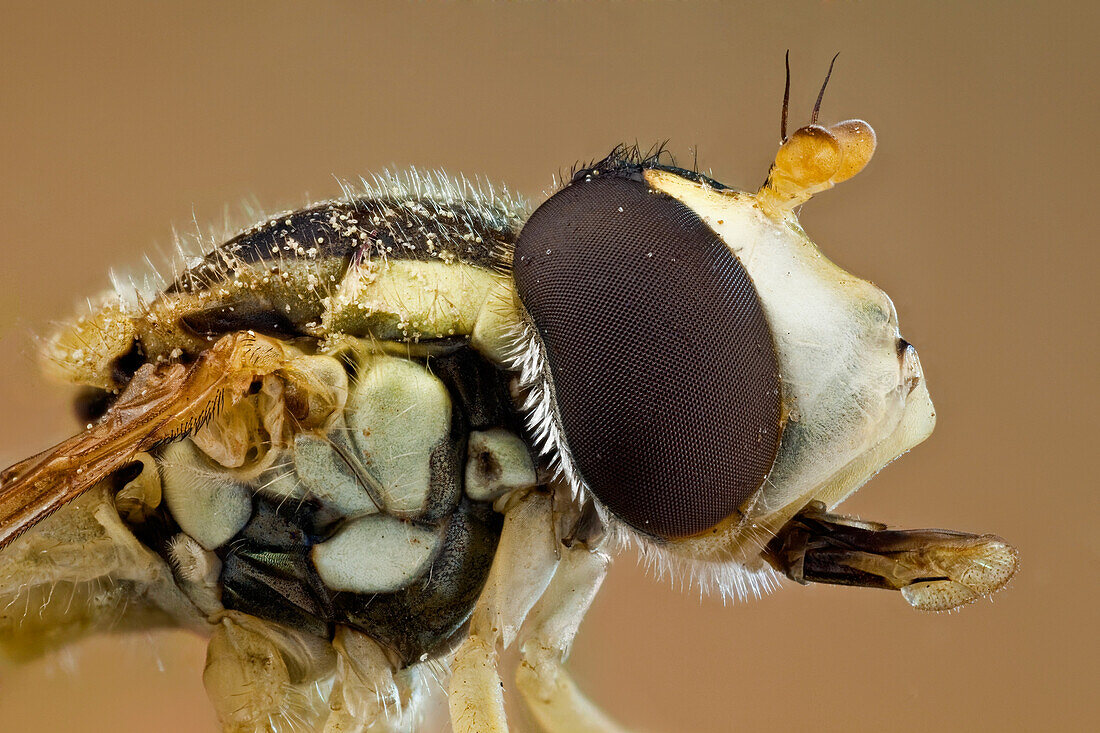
left=169, top=193, right=522, bottom=297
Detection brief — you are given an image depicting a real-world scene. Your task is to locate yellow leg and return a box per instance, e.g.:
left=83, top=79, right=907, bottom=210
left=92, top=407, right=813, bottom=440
left=448, top=491, right=560, bottom=733
left=323, top=626, right=427, bottom=733
left=203, top=611, right=336, bottom=733
left=516, top=545, right=628, bottom=733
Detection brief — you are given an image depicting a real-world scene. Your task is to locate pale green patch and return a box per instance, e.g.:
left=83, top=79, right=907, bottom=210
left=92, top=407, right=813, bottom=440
left=311, top=514, right=440, bottom=593
left=346, top=356, right=451, bottom=515
left=160, top=440, right=252, bottom=551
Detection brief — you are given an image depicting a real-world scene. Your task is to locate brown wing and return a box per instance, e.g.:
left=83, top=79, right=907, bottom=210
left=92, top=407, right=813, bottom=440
left=0, top=332, right=288, bottom=550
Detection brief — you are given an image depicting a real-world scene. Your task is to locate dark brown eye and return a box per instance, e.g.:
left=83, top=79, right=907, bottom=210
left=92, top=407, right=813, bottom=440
left=513, top=174, right=783, bottom=540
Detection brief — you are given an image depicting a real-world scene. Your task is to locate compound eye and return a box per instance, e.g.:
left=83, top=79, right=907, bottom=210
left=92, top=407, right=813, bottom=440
left=513, top=175, right=783, bottom=539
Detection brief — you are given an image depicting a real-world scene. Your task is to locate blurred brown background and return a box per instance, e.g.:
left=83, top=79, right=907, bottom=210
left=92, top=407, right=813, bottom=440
left=0, top=2, right=1095, bottom=731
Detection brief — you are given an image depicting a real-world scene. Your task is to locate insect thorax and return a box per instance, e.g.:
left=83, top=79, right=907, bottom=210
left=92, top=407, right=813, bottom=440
left=23, top=174, right=542, bottom=665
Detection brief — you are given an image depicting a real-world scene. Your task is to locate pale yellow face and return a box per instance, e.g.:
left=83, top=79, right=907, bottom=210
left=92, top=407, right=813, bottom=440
left=645, top=158, right=936, bottom=563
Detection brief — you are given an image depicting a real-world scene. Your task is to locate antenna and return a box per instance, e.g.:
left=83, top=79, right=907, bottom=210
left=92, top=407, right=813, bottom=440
left=781, top=50, right=791, bottom=142
left=811, top=52, right=840, bottom=125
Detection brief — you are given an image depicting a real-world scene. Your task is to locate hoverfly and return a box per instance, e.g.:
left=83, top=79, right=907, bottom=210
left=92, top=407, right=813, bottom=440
left=0, top=60, right=1017, bottom=732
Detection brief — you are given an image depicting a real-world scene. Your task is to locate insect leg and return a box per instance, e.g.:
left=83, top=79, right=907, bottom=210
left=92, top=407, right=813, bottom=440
left=448, top=490, right=560, bottom=733
left=515, top=543, right=628, bottom=733
left=203, top=611, right=336, bottom=733
left=323, top=626, right=422, bottom=733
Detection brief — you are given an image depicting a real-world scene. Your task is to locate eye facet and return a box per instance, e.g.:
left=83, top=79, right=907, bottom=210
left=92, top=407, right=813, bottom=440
left=513, top=174, right=783, bottom=539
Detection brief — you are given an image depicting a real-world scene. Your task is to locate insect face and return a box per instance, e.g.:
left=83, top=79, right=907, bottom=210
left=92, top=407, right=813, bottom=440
left=645, top=167, right=938, bottom=559
left=510, top=129, right=929, bottom=553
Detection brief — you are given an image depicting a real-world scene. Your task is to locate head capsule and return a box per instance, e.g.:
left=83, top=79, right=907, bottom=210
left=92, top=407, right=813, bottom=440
left=511, top=114, right=933, bottom=574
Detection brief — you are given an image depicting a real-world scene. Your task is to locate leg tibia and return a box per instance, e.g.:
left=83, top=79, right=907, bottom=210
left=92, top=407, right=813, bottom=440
left=448, top=491, right=560, bottom=733
left=516, top=546, right=629, bottom=733
left=203, top=611, right=335, bottom=733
